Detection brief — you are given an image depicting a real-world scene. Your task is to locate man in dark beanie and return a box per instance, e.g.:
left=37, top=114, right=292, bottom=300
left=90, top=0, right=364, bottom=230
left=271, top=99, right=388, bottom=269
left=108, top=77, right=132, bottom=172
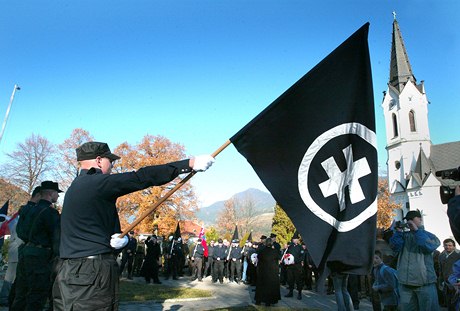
left=53, top=141, right=214, bottom=310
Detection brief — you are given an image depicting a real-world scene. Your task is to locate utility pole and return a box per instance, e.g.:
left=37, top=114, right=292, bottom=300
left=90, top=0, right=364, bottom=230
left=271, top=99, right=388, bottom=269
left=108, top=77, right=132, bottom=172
left=0, top=84, right=20, bottom=145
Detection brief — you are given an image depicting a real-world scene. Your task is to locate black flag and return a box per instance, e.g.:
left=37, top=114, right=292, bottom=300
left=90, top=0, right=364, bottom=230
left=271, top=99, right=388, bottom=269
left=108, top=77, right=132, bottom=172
left=232, top=225, right=239, bottom=241
left=230, top=23, right=377, bottom=274
left=174, top=222, right=181, bottom=239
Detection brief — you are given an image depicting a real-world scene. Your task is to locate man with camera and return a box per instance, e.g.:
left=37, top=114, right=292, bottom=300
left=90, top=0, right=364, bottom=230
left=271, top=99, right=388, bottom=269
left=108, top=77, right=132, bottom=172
left=390, top=210, right=440, bottom=311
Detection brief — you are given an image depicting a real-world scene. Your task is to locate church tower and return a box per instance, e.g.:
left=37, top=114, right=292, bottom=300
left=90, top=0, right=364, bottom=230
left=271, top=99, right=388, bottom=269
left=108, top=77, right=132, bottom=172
left=381, top=15, right=457, bottom=243
left=382, top=15, right=432, bottom=199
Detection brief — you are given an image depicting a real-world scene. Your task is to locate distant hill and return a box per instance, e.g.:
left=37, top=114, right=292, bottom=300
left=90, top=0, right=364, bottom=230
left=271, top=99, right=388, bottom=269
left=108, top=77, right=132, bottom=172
left=196, top=188, right=275, bottom=225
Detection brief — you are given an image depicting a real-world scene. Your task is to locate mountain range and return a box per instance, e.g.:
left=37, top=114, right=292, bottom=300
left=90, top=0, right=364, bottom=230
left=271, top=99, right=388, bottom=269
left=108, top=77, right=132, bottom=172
left=196, top=188, right=276, bottom=225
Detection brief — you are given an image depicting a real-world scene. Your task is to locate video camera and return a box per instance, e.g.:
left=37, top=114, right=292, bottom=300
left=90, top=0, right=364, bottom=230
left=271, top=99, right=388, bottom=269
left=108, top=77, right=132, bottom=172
left=394, top=220, right=409, bottom=230
left=436, top=167, right=460, bottom=204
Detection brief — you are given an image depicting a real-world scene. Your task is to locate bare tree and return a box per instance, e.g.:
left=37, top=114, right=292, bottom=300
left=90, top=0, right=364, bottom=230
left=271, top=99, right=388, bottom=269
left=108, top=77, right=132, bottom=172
left=54, top=128, right=93, bottom=191
left=216, top=195, right=259, bottom=236
left=1, top=133, right=54, bottom=194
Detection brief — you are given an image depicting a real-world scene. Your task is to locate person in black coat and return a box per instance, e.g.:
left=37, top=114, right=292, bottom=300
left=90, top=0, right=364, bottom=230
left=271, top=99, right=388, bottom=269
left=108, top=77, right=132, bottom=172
left=119, top=231, right=137, bottom=279
left=255, top=238, right=281, bottom=306
left=213, top=239, right=227, bottom=284
left=141, top=235, right=162, bottom=284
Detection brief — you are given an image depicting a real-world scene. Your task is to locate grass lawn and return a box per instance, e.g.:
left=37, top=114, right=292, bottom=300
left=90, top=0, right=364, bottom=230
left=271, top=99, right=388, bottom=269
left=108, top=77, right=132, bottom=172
left=119, top=280, right=212, bottom=302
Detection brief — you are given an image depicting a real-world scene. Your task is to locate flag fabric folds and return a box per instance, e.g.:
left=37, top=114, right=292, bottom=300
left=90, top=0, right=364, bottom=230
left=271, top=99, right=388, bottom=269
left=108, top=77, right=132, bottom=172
left=174, top=222, right=181, bottom=239
left=231, top=225, right=239, bottom=241
left=230, top=23, right=377, bottom=274
left=198, top=227, right=208, bottom=257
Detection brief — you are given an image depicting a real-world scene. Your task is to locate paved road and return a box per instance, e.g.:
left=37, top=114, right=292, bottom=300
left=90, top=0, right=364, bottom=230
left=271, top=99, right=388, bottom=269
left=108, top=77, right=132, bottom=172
left=118, top=275, right=374, bottom=311
left=0, top=272, right=375, bottom=310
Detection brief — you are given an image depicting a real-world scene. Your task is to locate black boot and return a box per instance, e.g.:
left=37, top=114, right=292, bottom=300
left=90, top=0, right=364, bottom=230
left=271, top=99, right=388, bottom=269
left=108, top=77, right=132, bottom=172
left=285, top=290, right=293, bottom=297
left=297, top=290, right=302, bottom=300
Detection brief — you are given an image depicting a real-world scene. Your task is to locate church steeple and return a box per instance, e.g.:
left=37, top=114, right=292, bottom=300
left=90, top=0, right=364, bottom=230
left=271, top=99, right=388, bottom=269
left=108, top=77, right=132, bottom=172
left=389, top=13, right=416, bottom=93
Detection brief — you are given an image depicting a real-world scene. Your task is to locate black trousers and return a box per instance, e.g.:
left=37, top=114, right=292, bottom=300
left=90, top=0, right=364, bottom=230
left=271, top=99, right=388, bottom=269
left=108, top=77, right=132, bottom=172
left=11, top=245, right=52, bottom=311
left=119, top=254, right=134, bottom=276
left=53, top=254, right=118, bottom=311
left=230, top=259, right=241, bottom=281
left=287, top=263, right=303, bottom=291
left=192, top=257, right=203, bottom=280
left=205, top=257, right=214, bottom=277
left=213, top=260, right=224, bottom=282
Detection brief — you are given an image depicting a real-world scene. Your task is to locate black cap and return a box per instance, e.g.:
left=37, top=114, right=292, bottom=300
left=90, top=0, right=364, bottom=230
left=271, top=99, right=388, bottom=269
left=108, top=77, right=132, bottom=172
left=260, top=235, right=267, bottom=240
left=129, top=231, right=134, bottom=234
left=197, top=238, right=202, bottom=242
left=40, top=181, right=63, bottom=193
left=270, top=233, right=277, bottom=238
left=292, top=231, right=300, bottom=239
left=31, top=186, right=42, bottom=197
left=218, top=238, right=223, bottom=243
left=76, top=142, right=120, bottom=161
left=404, top=210, right=422, bottom=220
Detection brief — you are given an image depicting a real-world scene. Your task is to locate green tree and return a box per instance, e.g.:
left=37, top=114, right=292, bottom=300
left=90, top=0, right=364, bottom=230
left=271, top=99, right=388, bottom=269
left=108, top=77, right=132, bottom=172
left=271, top=203, right=296, bottom=246
left=204, top=226, right=219, bottom=243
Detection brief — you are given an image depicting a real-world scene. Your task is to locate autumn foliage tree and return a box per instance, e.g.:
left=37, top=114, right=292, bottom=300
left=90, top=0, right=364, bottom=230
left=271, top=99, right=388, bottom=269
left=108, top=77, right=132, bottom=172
left=113, top=135, right=198, bottom=235
left=377, top=177, right=401, bottom=229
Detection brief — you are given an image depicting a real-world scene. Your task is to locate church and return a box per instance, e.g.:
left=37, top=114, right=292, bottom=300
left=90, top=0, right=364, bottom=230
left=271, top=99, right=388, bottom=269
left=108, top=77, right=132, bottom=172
left=382, top=16, right=460, bottom=243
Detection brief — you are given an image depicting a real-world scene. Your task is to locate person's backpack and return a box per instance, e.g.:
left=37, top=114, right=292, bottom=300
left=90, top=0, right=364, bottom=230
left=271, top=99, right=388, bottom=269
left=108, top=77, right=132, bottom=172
left=16, top=205, right=34, bottom=242
left=16, top=204, right=46, bottom=243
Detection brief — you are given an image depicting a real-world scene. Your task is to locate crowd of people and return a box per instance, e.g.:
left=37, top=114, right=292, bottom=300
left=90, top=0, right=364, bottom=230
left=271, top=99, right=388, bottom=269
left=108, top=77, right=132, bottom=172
left=0, top=139, right=459, bottom=311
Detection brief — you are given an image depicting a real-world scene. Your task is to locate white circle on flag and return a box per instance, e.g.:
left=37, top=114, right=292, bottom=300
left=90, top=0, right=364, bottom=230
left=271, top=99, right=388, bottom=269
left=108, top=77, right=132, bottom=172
left=298, top=122, right=377, bottom=232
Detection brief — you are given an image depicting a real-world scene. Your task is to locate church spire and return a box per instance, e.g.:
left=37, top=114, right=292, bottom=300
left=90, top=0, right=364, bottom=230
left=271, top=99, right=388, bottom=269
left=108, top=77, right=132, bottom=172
left=389, top=15, right=416, bottom=93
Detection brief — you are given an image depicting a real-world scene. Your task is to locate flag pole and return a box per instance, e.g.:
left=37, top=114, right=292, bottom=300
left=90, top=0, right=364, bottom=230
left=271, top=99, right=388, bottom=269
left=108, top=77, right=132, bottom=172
left=0, top=84, right=20, bottom=145
left=120, top=139, right=231, bottom=237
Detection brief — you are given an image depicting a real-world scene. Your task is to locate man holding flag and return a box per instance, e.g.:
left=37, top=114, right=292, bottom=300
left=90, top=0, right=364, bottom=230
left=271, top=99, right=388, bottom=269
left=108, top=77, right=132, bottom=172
left=53, top=142, right=215, bottom=310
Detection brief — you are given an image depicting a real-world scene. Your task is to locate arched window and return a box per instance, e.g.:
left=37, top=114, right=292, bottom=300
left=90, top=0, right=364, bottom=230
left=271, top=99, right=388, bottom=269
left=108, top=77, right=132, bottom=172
left=409, top=110, right=416, bottom=132
left=392, top=113, right=398, bottom=137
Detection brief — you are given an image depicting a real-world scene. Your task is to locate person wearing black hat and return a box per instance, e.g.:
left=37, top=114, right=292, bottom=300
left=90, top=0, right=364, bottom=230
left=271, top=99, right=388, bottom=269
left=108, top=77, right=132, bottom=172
left=213, top=239, right=227, bottom=284
left=389, top=209, right=441, bottom=311
left=141, top=235, right=162, bottom=284
left=270, top=233, right=281, bottom=255
left=0, top=187, right=42, bottom=307
left=284, top=231, right=304, bottom=300
left=191, top=238, right=205, bottom=282
left=228, top=239, right=243, bottom=284
left=118, top=231, right=137, bottom=280
left=53, top=141, right=215, bottom=310
left=12, top=181, right=62, bottom=311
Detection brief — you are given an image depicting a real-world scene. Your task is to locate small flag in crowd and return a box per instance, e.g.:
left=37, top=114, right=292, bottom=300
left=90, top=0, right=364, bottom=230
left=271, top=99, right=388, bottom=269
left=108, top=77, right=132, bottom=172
left=230, top=23, right=377, bottom=274
left=198, top=227, right=208, bottom=257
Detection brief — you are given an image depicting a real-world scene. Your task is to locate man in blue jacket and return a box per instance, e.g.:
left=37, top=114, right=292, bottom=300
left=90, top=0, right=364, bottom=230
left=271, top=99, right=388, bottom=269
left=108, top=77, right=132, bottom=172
left=390, top=210, right=440, bottom=311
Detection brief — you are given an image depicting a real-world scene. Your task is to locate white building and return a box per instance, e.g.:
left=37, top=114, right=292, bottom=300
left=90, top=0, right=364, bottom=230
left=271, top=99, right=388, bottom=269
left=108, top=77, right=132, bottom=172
left=382, top=16, right=460, bottom=243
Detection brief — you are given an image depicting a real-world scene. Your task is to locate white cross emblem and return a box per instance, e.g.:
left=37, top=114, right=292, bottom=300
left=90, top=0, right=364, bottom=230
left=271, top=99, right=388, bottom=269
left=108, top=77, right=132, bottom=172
left=298, top=122, right=377, bottom=232
left=319, top=145, right=371, bottom=212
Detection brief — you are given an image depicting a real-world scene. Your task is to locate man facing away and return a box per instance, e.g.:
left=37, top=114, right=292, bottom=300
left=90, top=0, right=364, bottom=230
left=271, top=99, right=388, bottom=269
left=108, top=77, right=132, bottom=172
left=52, top=141, right=214, bottom=311
left=0, top=186, right=41, bottom=307
left=389, top=210, right=440, bottom=311
left=11, top=181, right=61, bottom=311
